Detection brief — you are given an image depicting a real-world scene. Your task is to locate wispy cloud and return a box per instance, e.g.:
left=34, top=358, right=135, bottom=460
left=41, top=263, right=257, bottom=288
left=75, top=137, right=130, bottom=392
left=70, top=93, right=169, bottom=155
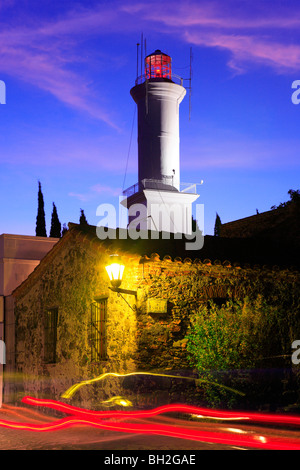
left=126, top=0, right=300, bottom=30
left=1, top=0, right=299, bottom=130
left=184, top=30, right=300, bottom=74
left=182, top=136, right=300, bottom=170
left=122, top=0, right=300, bottom=74
left=0, top=5, right=124, bottom=128
left=69, top=183, right=122, bottom=202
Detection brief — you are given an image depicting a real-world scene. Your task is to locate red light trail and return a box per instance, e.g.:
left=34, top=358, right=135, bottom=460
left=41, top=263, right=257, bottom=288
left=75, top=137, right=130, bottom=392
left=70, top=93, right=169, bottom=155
left=21, top=396, right=300, bottom=426
left=0, top=396, right=299, bottom=450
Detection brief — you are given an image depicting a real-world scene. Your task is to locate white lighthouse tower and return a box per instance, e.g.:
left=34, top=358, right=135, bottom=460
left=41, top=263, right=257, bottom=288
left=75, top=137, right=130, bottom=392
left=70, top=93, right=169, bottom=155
left=122, top=49, right=199, bottom=235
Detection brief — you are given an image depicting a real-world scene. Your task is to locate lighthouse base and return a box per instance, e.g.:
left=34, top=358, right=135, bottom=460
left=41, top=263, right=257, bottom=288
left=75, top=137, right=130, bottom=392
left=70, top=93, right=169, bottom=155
left=122, top=189, right=199, bottom=236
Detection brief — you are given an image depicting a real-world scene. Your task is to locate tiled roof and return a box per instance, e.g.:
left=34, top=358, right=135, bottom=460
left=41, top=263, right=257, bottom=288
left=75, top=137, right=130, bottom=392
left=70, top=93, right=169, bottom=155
left=12, top=219, right=300, bottom=298
left=221, top=202, right=300, bottom=240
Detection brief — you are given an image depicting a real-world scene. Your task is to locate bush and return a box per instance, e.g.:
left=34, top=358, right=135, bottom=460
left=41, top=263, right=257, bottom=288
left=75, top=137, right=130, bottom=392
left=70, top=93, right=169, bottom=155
left=186, top=294, right=298, bottom=409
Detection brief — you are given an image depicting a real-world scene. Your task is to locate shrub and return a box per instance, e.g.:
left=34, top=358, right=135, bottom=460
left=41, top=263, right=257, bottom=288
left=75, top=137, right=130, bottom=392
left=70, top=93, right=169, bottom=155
left=186, top=295, right=293, bottom=408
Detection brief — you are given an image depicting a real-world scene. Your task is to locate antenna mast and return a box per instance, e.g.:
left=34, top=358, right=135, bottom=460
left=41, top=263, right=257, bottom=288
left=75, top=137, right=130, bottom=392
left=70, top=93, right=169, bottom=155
left=141, top=33, right=143, bottom=78
left=189, top=47, right=193, bottom=121
left=136, top=42, right=140, bottom=81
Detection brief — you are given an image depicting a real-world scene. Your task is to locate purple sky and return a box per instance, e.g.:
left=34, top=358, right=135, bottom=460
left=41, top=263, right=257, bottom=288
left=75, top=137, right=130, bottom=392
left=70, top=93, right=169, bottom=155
left=0, top=0, right=300, bottom=236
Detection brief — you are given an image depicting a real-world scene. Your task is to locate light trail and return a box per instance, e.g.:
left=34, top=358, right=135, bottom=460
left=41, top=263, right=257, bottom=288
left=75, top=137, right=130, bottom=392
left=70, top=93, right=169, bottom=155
left=0, top=396, right=298, bottom=450
left=61, top=371, right=244, bottom=399
left=22, top=396, right=300, bottom=426
left=0, top=397, right=299, bottom=450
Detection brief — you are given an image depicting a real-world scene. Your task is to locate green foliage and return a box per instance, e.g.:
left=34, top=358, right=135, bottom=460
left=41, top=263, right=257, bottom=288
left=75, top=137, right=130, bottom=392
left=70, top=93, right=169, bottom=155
left=185, top=268, right=300, bottom=408
left=188, top=299, right=257, bottom=371
left=271, top=188, right=300, bottom=209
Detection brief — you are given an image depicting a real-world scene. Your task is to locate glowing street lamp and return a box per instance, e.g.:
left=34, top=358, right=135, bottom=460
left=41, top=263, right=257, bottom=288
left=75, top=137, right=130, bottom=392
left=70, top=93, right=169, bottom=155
left=105, top=254, right=125, bottom=289
left=105, top=255, right=137, bottom=310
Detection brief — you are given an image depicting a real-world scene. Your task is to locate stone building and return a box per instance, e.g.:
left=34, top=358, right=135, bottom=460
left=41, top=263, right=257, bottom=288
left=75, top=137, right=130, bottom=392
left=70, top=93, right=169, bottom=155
left=5, top=223, right=240, bottom=408
left=3, top=222, right=299, bottom=409
left=0, top=234, right=59, bottom=406
left=221, top=201, right=300, bottom=242
left=2, top=46, right=299, bottom=410
left=219, top=202, right=300, bottom=270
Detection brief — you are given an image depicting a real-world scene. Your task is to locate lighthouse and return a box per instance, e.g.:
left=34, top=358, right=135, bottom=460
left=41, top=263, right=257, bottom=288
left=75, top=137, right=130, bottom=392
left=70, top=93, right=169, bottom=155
left=122, top=49, right=199, bottom=235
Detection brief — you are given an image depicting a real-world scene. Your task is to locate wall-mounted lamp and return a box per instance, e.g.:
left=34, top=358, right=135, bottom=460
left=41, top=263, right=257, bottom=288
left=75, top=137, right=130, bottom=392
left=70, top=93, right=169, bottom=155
left=105, top=254, right=137, bottom=310
left=105, top=254, right=125, bottom=289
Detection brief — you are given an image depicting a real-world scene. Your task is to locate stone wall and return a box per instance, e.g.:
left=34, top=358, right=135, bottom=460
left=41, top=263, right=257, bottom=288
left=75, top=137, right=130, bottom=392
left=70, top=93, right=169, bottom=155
left=11, top=229, right=235, bottom=408
left=12, top=232, right=142, bottom=407
left=12, top=228, right=298, bottom=409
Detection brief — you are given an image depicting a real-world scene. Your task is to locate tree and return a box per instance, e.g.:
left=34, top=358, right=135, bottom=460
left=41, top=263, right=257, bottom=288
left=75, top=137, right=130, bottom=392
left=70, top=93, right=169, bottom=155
left=288, top=189, right=300, bottom=204
left=50, top=203, right=62, bottom=238
left=192, top=216, right=201, bottom=233
left=35, top=181, right=47, bottom=237
left=271, top=189, right=300, bottom=209
left=79, top=209, right=88, bottom=226
left=61, top=223, right=68, bottom=236
left=214, top=212, right=222, bottom=236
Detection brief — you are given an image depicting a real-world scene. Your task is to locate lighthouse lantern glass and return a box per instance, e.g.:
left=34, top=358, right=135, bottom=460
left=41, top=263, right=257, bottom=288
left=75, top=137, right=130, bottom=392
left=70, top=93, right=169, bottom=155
left=145, top=51, right=171, bottom=80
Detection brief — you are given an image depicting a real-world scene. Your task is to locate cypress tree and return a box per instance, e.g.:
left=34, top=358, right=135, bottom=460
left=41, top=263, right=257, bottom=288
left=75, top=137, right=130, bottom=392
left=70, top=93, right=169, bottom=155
left=50, top=203, right=62, bottom=238
left=35, top=181, right=47, bottom=237
left=214, top=212, right=222, bottom=237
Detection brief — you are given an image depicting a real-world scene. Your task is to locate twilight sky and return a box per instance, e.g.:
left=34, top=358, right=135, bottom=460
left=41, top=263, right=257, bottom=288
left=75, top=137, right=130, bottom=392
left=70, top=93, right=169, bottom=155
left=0, top=0, right=299, bottom=237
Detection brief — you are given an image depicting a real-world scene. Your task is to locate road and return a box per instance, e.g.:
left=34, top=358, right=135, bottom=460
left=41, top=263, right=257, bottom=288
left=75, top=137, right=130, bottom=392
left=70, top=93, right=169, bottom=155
left=1, top=400, right=300, bottom=451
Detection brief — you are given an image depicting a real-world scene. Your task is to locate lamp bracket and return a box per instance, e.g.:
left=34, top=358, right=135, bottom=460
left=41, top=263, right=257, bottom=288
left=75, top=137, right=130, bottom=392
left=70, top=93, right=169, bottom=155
left=109, top=287, right=137, bottom=297
left=109, top=287, right=137, bottom=311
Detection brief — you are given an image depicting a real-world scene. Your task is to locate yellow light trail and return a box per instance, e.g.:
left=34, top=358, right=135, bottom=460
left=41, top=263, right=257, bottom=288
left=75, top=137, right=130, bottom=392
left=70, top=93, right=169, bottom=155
left=101, top=396, right=133, bottom=407
left=61, top=371, right=244, bottom=400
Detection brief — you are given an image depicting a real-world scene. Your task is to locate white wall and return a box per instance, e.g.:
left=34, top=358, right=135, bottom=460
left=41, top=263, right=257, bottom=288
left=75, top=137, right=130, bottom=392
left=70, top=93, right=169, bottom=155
left=0, top=234, right=59, bottom=296
left=0, top=234, right=59, bottom=406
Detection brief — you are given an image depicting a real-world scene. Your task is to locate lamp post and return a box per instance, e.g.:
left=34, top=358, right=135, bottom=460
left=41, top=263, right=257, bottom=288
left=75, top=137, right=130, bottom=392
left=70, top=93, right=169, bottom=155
left=105, top=255, right=137, bottom=310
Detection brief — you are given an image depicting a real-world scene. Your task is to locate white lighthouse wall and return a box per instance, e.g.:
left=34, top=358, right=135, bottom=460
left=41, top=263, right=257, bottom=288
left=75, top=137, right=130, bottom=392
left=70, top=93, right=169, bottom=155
left=124, top=190, right=199, bottom=235
left=131, top=81, right=186, bottom=190
left=143, top=190, right=199, bottom=235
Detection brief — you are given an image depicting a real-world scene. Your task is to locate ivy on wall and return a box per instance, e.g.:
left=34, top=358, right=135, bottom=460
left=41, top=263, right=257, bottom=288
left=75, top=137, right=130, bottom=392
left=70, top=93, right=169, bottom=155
left=183, top=267, right=300, bottom=409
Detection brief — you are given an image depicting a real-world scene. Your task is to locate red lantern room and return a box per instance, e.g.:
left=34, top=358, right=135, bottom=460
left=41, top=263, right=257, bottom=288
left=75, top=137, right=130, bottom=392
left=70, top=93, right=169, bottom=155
left=145, top=50, right=172, bottom=81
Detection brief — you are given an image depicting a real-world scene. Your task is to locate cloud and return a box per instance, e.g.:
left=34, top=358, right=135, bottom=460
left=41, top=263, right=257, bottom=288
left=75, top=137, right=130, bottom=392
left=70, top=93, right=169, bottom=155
left=122, top=0, right=300, bottom=74
left=184, top=30, right=300, bottom=74
left=182, top=136, right=300, bottom=170
left=69, top=183, right=122, bottom=202
left=0, top=7, right=122, bottom=128
left=128, top=0, right=300, bottom=31
left=1, top=0, right=299, bottom=131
